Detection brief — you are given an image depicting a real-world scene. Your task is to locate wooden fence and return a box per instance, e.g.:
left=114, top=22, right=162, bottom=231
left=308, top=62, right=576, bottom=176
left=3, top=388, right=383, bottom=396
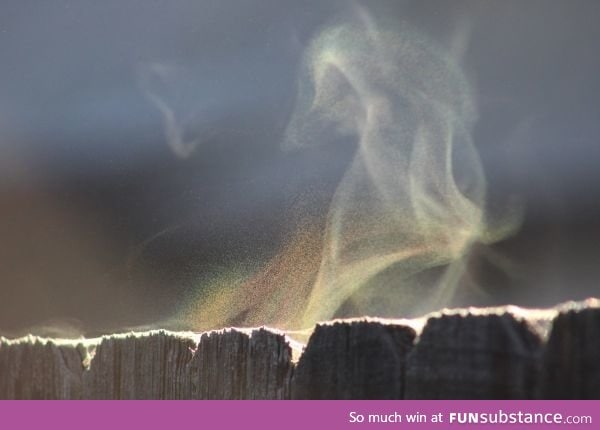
left=1, top=300, right=598, bottom=399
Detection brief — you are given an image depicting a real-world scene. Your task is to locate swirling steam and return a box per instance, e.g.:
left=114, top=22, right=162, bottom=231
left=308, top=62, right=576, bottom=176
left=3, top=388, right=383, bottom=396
left=176, top=8, right=516, bottom=331
left=285, top=10, right=486, bottom=327
left=138, top=63, right=215, bottom=159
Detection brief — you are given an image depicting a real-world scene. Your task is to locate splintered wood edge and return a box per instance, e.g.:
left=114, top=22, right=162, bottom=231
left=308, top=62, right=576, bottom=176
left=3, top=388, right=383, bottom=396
left=1, top=298, right=598, bottom=368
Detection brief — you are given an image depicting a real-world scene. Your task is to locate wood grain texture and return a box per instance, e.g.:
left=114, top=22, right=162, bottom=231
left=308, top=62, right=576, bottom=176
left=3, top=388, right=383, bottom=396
left=539, top=303, right=600, bottom=399
left=0, top=338, right=84, bottom=399
left=291, top=321, right=416, bottom=399
left=1, top=301, right=599, bottom=399
left=83, top=332, right=196, bottom=399
left=189, top=328, right=293, bottom=399
left=404, top=313, right=543, bottom=399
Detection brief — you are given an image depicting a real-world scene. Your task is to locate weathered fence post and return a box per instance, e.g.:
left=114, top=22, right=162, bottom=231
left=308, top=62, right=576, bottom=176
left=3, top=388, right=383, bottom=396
left=292, top=321, right=416, bottom=399
left=404, top=313, right=543, bottom=399
left=538, top=302, right=600, bottom=399
left=1, top=301, right=599, bottom=399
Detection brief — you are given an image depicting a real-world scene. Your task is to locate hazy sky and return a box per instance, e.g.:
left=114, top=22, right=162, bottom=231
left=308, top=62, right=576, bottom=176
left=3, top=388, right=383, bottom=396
left=1, top=0, right=599, bottom=335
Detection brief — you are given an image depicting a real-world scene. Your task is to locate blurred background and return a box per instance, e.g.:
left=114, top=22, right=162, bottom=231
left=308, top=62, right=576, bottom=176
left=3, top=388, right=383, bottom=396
left=1, top=0, right=599, bottom=337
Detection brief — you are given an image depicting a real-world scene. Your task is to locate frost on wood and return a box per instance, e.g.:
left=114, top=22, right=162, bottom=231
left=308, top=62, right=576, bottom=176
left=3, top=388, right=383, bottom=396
left=539, top=301, right=600, bottom=399
left=404, top=312, right=543, bottom=399
left=292, top=320, right=416, bottom=399
left=0, top=328, right=293, bottom=400
left=83, top=332, right=196, bottom=399
left=189, top=328, right=293, bottom=399
left=0, top=338, right=84, bottom=399
left=1, top=300, right=599, bottom=399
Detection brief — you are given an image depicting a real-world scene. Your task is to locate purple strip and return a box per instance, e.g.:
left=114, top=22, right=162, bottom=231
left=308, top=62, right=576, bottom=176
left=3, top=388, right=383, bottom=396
left=0, top=400, right=597, bottom=429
